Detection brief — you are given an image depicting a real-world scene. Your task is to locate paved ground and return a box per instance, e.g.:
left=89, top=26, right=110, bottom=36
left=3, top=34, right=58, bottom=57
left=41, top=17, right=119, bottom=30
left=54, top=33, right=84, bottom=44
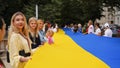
left=0, top=31, right=12, bottom=68
left=1, top=52, right=12, bottom=68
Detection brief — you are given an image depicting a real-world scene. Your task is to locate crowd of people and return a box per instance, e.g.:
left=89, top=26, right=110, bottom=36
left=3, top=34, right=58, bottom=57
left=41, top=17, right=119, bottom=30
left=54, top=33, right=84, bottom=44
left=64, top=20, right=117, bottom=37
left=0, top=11, right=119, bottom=68
left=0, top=12, right=58, bottom=68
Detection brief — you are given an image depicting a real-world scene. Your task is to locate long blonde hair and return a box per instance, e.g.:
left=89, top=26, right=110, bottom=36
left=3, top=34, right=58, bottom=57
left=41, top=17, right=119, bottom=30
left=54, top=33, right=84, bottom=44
left=28, top=17, right=39, bottom=37
left=8, top=12, right=28, bottom=44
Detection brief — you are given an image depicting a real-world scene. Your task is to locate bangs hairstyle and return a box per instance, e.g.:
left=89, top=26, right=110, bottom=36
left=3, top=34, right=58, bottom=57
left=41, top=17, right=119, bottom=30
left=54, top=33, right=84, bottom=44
left=28, top=17, right=38, bottom=32
left=28, top=17, right=39, bottom=37
left=28, top=17, right=37, bottom=24
left=8, top=12, right=29, bottom=46
left=37, top=19, right=44, bottom=24
left=9, top=12, right=28, bottom=36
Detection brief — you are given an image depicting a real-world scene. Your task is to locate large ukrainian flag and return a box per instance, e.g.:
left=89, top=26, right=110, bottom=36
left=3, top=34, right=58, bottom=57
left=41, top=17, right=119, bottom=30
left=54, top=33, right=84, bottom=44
left=24, top=29, right=109, bottom=68
left=63, top=28, right=120, bottom=68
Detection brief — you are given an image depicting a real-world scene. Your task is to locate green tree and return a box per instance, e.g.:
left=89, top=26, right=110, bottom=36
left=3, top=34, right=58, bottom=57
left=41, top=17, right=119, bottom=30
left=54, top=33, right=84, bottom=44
left=0, top=0, right=120, bottom=27
left=61, top=0, right=83, bottom=23
left=61, top=0, right=103, bottom=25
left=102, top=0, right=120, bottom=8
left=0, top=0, right=7, bottom=16
left=0, top=0, right=29, bottom=28
left=23, top=0, right=62, bottom=24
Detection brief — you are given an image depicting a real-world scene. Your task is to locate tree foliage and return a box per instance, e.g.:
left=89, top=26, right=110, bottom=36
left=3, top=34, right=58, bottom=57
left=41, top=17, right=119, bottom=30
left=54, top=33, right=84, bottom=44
left=0, top=0, right=120, bottom=27
left=102, top=0, right=120, bottom=8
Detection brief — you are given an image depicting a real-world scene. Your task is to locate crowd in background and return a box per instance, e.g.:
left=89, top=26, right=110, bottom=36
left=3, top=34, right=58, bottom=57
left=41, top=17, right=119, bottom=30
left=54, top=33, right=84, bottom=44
left=64, top=20, right=120, bottom=37
left=0, top=11, right=120, bottom=68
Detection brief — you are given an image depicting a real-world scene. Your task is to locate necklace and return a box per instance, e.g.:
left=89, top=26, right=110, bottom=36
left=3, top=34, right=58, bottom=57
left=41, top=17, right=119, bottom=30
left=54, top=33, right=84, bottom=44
left=32, top=32, right=36, bottom=45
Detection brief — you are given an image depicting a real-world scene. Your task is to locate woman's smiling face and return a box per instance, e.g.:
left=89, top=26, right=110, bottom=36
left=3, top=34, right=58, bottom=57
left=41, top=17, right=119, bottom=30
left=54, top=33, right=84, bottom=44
left=13, top=15, right=25, bottom=31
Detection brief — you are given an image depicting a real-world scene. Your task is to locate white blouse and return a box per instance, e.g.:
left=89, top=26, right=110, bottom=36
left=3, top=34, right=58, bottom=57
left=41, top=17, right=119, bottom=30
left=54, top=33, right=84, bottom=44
left=95, top=28, right=101, bottom=35
left=88, top=25, right=94, bottom=34
left=9, top=32, right=31, bottom=68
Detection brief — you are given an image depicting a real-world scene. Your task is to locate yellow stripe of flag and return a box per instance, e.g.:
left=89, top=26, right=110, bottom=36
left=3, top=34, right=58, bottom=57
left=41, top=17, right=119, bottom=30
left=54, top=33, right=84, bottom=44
left=24, top=29, right=110, bottom=68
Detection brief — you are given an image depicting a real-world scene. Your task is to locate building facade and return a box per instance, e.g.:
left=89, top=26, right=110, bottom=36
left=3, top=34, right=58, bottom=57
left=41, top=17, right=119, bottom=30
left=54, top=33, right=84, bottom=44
left=114, top=8, right=120, bottom=25
left=96, top=7, right=120, bottom=26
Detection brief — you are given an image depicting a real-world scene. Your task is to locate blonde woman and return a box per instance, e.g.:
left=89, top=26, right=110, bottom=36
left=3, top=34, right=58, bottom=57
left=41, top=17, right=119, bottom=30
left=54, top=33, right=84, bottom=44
left=37, top=19, right=46, bottom=45
left=28, top=17, right=41, bottom=49
left=8, top=12, right=31, bottom=68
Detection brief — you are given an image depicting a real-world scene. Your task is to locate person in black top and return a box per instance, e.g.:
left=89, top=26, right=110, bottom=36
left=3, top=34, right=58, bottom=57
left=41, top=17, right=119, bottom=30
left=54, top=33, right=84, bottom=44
left=28, top=17, right=41, bottom=49
left=29, top=33, right=41, bottom=49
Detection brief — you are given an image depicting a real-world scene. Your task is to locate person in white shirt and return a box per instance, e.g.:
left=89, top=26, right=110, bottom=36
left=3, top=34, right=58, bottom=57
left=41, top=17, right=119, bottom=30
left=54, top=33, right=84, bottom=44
left=94, top=23, right=101, bottom=36
left=103, top=23, right=113, bottom=37
left=87, top=20, right=94, bottom=34
left=52, top=23, right=58, bottom=33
